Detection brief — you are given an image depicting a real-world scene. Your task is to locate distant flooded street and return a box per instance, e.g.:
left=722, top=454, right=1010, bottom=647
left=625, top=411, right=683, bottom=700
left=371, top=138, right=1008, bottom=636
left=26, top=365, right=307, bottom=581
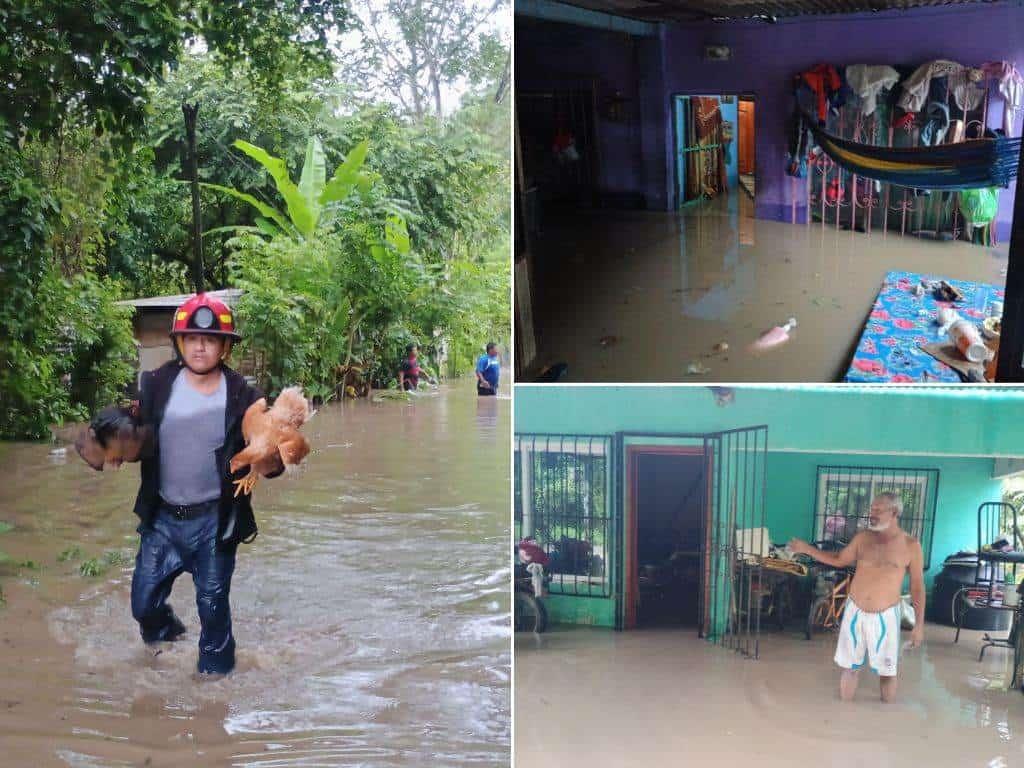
left=0, top=383, right=510, bottom=767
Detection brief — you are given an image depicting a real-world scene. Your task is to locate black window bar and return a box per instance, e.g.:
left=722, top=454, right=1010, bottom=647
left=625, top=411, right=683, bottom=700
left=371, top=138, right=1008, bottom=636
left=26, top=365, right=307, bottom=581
left=812, top=465, right=940, bottom=570
left=514, top=433, right=614, bottom=598
left=703, top=427, right=769, bottom=660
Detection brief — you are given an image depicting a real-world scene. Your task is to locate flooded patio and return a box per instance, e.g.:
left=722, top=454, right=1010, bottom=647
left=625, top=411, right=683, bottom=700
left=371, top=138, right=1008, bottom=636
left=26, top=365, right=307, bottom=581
left=0, top=384, right=510, bottom=767
left=515, top=623, right=1024, bottom=767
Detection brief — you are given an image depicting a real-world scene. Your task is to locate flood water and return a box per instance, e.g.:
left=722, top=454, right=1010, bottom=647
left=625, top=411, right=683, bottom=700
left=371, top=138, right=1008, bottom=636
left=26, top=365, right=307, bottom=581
left=527, top=193, right=1009, bottom=382
left=516, top=624, right=1024, bottom=767
left=0, top=383, right=510, bottom=767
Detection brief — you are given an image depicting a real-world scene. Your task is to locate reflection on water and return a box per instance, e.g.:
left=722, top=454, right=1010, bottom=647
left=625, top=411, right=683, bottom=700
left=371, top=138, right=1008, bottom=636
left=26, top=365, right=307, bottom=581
left=0, top=382, right=510, bottom=766
left=516, top=625, right=1024, bottom=768
left=529, top=194, right=1008, bottom=382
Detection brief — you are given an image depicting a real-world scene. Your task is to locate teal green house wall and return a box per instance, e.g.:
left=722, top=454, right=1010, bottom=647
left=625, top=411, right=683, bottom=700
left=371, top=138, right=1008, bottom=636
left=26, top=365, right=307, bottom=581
left=763, top=452, right=1002, bottom=592
left=514, top=386, right=1024, bottom=458
left=516, top=386, right=1023, bottom=628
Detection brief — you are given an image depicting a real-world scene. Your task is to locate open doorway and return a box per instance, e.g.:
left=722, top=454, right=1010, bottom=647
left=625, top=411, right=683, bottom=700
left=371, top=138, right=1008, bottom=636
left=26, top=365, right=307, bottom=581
left=672, top=94, right=754, bottom=208
left=629, top=448, right=708, bottom=628
left=738, top=96, right=755, bottom=198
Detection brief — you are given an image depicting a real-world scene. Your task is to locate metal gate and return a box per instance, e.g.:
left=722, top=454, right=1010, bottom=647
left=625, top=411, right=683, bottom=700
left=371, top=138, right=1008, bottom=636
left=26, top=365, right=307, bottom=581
left=618, top=426, right=768, bottom=658
left=702, top=427, right=769, bottom=659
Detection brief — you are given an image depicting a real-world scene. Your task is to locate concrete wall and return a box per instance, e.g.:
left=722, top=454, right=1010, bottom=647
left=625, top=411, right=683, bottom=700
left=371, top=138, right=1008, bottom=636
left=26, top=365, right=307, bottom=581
left=517, top=386, right=1024, bottom=626
left=515, top=17, right=668, bottom=208
left=659, top=3, right=1024, bottom=235
left=515, top=18, right=642, bottom=200
left=717, top=96, right=739, bottom=191
left=763, top=452, right=1001, bottom=591
left=517, top=3, right=1024, bottom=235
left=513, top=385, right=1024, bottom=458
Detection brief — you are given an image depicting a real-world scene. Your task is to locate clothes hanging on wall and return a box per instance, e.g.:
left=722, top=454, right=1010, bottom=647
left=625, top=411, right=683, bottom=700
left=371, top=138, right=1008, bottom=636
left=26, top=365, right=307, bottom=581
left=845, top=64, right=899, bottom=117
left=951, top=67, right=986, bottom=112
left=798, top=64, right=842, bottom=123
left=785, top=108, right=812, bottom=178
left=898, top=60, right=982, bottom=113
left=982, top=61, right=1024, bottom=135
left=920, top=101, right=950, bottom=146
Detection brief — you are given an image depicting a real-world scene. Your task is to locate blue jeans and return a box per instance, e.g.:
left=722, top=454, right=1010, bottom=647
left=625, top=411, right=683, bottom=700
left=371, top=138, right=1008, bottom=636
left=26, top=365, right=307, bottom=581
left=131, top=501, right=237, bottom=674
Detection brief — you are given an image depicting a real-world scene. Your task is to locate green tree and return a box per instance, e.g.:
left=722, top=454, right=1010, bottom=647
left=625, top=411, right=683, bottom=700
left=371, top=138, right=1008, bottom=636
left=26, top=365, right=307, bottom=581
left=1, top=0, right=350, bottom=144
left=339, top=0, right=507, bottom=118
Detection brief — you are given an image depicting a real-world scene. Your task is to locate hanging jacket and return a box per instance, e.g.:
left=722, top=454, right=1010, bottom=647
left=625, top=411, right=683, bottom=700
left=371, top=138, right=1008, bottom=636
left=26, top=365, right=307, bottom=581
left=132, top=360, right=283, bottom=550
left=898, top=60, right=983, bottom=113
left=920, top=101, right=950, bottom=146
left=982, top=61, right=1024, bottom=135
left=799, top=64, right=842, bottom=124
left=786, top=108, right=813, bottom=178
left=845, top=64, right=899, bottom=117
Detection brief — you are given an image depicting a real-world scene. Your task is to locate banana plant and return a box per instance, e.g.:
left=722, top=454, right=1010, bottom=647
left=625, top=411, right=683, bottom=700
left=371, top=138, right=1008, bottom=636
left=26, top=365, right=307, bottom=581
left=203, top=137, right=373, bottom=241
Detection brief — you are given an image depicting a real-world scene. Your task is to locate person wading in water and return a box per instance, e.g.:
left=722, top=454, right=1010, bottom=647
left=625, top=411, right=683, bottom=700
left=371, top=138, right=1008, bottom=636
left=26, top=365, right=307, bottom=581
left=130, top=293, right=284, bottom=675
left=789, top=493, right=925, bottom=702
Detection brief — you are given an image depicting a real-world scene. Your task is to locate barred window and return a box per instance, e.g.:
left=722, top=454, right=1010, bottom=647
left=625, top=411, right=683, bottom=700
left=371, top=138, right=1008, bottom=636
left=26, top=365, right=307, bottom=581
left=514, top=435, right=612, bottom=597
left=814, top=465, right=938, bottom=569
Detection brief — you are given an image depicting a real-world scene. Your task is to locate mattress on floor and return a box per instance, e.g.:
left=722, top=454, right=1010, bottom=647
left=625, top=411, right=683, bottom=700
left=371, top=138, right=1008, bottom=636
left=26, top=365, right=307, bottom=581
left=843, top=270, right=1003, bottom=383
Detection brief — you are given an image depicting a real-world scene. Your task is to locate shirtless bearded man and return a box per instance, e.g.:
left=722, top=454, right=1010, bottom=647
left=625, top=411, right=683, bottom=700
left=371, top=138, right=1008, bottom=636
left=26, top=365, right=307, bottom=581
left=789, top=492, right=925, bottom=703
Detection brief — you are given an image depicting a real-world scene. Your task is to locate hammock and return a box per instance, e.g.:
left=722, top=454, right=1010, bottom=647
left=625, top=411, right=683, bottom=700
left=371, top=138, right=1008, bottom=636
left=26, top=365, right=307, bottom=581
left=805, top=117, right=1022, bottom=190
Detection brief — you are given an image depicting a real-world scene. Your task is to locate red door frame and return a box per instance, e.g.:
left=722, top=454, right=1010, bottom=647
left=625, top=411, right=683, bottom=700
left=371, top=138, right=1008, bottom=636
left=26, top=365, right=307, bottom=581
left=624, top=445, right=713, bottom=631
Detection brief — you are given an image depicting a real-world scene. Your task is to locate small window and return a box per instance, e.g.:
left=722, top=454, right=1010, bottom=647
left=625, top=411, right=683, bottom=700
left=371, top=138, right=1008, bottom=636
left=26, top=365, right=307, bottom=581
left=814, top=465, right=938, bottom=569
left=515, top=435, right=612, bottom=598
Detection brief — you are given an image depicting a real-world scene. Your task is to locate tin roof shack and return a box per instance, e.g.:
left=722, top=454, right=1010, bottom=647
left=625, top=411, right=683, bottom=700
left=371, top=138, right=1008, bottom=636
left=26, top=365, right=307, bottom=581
left=515, top=385, right=1024, bottom=640
left=117, top=289, right=245, bottom=387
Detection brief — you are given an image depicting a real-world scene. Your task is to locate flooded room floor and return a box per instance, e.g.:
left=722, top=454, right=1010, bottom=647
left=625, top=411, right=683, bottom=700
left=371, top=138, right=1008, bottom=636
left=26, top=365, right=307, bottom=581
left=514, top=623, right=1024, bottom=767
left=0, top=384, right=510, bottom=767
left=526, top=194, right=1008, bottom=382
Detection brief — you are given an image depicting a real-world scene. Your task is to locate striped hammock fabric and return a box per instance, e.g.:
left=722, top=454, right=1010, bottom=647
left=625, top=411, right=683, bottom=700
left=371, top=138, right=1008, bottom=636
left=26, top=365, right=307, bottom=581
left=806, top=118, right=1022, bottom=190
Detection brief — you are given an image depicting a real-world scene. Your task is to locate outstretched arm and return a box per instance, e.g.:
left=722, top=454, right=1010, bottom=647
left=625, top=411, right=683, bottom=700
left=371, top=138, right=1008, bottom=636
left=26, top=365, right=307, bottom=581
left=788, top=533, right=860, bottom=569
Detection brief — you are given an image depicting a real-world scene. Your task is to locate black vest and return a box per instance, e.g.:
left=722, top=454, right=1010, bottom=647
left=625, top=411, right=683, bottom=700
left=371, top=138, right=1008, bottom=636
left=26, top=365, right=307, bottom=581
left=132, top=361, right=270, bottom=549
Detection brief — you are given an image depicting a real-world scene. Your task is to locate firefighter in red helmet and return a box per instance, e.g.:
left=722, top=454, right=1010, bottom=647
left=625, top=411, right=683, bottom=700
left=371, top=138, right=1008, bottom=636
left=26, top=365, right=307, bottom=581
left=128, top=292, right=282, bottom=675
left=169, top=293, right=242, bottom=371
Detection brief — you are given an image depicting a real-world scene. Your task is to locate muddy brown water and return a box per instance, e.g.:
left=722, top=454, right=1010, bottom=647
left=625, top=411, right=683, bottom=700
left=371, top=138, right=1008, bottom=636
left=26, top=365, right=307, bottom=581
left=516, top=625, right=1024, bottom=767
left=527, top=193, right=1009, bottom=382
left=0, top=385, right=510, bottom=767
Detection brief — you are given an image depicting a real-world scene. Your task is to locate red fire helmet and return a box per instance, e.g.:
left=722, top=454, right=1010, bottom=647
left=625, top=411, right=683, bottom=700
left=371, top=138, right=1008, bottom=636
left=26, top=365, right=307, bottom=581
left=169, top=293, right=242, bottom=341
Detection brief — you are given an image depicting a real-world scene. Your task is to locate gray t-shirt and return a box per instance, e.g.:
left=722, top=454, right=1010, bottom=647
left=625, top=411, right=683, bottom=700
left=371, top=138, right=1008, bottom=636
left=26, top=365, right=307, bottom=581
left=158, top=369, right=227, bottom=505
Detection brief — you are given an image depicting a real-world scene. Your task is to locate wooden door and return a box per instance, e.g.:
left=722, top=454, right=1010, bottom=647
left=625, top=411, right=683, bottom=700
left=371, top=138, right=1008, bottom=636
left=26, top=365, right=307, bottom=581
left=738, top=100, right=755, bottom=175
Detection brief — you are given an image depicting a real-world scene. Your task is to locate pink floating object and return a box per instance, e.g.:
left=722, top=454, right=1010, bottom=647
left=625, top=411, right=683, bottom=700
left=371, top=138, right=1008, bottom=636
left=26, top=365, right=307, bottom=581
left=750, top=318, right=798, bottom=352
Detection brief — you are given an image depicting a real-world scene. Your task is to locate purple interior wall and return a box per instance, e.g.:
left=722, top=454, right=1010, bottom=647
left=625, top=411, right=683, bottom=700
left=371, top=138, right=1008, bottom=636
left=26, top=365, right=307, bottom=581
left=660, top=4, right=1024, bottom=236
left=515, top=17, right=652, bottom=203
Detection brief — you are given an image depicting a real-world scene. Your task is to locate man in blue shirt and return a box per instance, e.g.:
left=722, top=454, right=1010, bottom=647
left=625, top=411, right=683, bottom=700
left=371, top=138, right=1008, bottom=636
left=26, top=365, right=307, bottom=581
left=475, top=343, right=501, bottom=396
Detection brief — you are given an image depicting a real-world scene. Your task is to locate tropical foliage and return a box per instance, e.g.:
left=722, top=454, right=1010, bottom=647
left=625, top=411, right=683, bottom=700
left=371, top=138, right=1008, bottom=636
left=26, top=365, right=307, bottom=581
left=0, top=2, right=509, bottom=438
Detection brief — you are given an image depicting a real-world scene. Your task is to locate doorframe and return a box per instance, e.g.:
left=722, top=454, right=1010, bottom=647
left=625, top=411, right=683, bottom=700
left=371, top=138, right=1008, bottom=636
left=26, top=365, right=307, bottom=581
left=669, top=91, right=756, bottom=210
left=624, top=444, right=712, bottom=631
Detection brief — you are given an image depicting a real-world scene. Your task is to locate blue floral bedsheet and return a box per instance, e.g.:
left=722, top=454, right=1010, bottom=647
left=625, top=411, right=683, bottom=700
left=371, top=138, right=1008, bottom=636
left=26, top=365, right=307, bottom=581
left=843, top=270, right=1002, bottom=383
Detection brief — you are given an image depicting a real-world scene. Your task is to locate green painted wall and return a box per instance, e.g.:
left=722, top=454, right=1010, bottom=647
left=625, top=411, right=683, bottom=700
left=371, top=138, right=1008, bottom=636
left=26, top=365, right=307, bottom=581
left=545, top=594, right=617, bottom=627
left=514, top=386, right=1024, bottom=458
left=518, top=386, right=1020, bottom=628
left=763, top=452, right=1002, bottom=593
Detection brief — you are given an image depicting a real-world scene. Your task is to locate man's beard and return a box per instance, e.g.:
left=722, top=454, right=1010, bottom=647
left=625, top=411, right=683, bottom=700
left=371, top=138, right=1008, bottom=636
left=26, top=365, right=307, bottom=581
left=868, top=520, right=891, bottom=532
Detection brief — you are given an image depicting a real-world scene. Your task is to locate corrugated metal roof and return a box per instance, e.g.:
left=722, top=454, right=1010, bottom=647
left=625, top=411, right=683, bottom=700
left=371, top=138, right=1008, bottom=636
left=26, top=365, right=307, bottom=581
left=116, top=288, right=244, bottom=309
left=554, top=0, right=999, bottom=21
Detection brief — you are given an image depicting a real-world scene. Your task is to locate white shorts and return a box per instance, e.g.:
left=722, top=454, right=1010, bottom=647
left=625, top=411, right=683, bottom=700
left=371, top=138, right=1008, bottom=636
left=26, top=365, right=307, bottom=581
left=834, top=596, right=901, bottom=677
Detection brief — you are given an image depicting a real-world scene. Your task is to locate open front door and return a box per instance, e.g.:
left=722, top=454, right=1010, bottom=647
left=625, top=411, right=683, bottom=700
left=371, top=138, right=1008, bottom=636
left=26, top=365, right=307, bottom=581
left=702, top=426, right=769, bottom=658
